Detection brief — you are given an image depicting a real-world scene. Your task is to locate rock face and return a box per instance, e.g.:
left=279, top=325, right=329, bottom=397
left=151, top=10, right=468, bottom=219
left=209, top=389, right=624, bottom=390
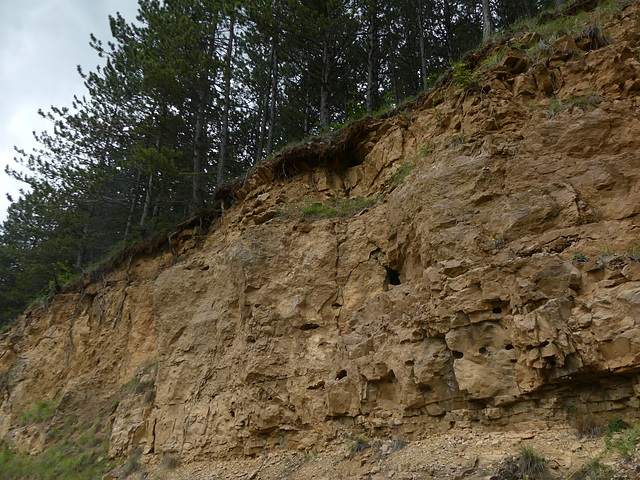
left=3, top=2, right=640, bottom=464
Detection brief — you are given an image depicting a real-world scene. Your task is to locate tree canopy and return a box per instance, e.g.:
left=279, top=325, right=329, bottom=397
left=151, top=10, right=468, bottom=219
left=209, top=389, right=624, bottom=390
left=0, top=0, right=558, bottom=326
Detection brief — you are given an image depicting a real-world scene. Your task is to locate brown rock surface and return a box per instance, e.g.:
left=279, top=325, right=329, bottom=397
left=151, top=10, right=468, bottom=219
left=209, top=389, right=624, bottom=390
left=3, top=2, right=640, bottom=478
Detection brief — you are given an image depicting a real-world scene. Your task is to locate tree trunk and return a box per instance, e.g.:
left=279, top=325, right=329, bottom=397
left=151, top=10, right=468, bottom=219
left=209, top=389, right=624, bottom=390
left=482, top=0, right=493, bottom=40
left=140, top=172, right=154, bottom=231
left=254, top=70, right=271, bottom=163
left=124, top=170, right=142, bottom=239
left=417, top=0, right=428, bottom=87
left=217, top=13, right=235, bottom=186
left=265, top=36, right=278, bottom=157
left=366, top=1, right=379, bottom=115
left=443, top=0, right=455, bottom=64
left=192, top=88, right=207, bottom=213
left=319, top=32, right=331, bottom=129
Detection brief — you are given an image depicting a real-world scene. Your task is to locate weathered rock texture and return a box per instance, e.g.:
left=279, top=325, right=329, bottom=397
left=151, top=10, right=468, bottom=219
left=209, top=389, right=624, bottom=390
left=3, top=1, right=640, bottom=466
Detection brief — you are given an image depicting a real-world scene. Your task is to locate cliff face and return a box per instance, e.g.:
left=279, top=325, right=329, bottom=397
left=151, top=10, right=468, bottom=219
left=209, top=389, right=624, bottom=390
left=3, top=1, right=640, bottom=468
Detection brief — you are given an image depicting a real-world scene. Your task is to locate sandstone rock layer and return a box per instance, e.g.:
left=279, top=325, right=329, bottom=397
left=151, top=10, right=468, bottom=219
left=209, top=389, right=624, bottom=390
left=3, top=2, right=640, bottom=464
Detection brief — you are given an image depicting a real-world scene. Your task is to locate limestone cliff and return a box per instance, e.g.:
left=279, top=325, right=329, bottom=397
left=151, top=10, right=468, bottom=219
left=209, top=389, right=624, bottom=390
left=3, top=1, right=640, bottom=475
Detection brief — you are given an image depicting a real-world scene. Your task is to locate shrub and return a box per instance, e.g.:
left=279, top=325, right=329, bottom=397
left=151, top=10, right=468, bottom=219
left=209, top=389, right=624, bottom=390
left=348, top=436, right=368, bottom=457
left=573, top=253, right=589, bottom=262
left=162, top=453, right=181, bottom=470
left=517, top=445, right=547, bottom=478
left=572, top=414, right=605, bottom=437
left=452, top=62, right=482, bottom=89
left=605, top=418, right=631, bottom=436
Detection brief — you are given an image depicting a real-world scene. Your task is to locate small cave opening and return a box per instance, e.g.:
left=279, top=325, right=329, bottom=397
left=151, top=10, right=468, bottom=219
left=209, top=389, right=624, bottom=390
left=300, top=323, right=320, bottom=331
left=540, top=340, right=550, bottom=348
left=452, top=351, right=464, bottom=359
left=230, top=410, right=235, bottom=417
left=336, top=369, right=347, bottom=380
left=505, top=344, right=514, bottom=350
left=492, top=306, right=502, bottom=314
left=386, top=267, right=401, bottom=286
left=419, top=384, right=432, bottom=393
left=479, top=347, right=488, bottom=355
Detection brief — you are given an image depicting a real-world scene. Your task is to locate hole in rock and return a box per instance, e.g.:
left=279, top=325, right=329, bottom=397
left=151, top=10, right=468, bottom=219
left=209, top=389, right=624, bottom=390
left=540, top=340, right=550, bottom=347
left=300, top=323, right=320, bottom=331
left=336, top=370, right=347, bottom=380
left=419, top=384, right=432, bottom=393
left=386, top=267, right=401, bottom=286
left=492, top=306, right=502, bottom=314
left=230, top=410, right=235, bottom=417
left=505, top=344, right=514, bottom=350
left=452, top=351, right=464, bottom=359
left=547, top=358, right=557, bottom=366
left=479, top=347, right=488, bottom=355
left=510, top=359, right=517, bottom=363
left=380, top=369, right=396, bottom=382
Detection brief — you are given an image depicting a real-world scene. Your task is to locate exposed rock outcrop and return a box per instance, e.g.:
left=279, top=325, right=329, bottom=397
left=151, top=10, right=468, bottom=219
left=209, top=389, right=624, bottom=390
left=2, top=2, right=640, bottom=474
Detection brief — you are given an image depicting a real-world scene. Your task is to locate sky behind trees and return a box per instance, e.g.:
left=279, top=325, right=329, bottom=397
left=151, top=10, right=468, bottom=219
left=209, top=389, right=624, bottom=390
left=0, top=0, right=139, bottom=221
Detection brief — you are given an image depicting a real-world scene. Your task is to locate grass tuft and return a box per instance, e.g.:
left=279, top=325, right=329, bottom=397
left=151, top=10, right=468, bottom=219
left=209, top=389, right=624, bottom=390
left=18, top=401, right=56, bottom=425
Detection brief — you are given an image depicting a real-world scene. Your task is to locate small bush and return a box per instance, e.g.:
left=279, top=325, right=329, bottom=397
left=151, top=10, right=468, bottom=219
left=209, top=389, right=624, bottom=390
left=572, top=414, right=605, bottom=438
left=162, top=453, right=181, bottom=470
left=627, top=242, right=640, bottom=261
left=518, top=445, right=547, bottom=478
left=452, top=62, right=482, bottom=89
left=389, top=437, right=406, bottom=453
left=348, top=436, right=368, bottom=457
left=605, top=418, right=631, bottom=436
left=573, top=253, right=589, bottom=262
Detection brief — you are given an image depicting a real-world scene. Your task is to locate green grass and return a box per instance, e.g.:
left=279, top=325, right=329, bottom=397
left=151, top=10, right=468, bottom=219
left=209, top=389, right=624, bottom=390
left=1, top=400, right=118, bottom=480
left=549, top=93, right=603, bottom=117
left=605, top=423, right=640, bottom=458
left=19, top=401, right=56, bottom=425
left=569, top=457, right=614, bottom=480
left=391, top=162, right=418, bottom=184
left=0, top=435, right=115, bottom=480
left=626, top=241, right=640, bottom=261
left=348, top=436, right=368, bottom=457
left=517, top=445, right=547, bottom=478
left=479, top=46, right=509, bottom=69
left=277, top=197, right=378, bottom=219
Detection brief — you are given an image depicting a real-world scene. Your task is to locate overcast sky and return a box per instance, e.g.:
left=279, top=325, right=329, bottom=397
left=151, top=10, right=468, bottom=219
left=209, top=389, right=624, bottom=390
left=0, top=0, right=140, bottom=222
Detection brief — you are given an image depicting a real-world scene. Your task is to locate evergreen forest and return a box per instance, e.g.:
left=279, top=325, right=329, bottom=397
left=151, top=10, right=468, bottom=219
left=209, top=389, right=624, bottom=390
left=0, top=0, right=562, bottom=326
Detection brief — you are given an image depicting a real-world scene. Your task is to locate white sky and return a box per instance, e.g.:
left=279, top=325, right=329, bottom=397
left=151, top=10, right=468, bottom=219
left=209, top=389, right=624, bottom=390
left=0, top=0, right=140, bottom=222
